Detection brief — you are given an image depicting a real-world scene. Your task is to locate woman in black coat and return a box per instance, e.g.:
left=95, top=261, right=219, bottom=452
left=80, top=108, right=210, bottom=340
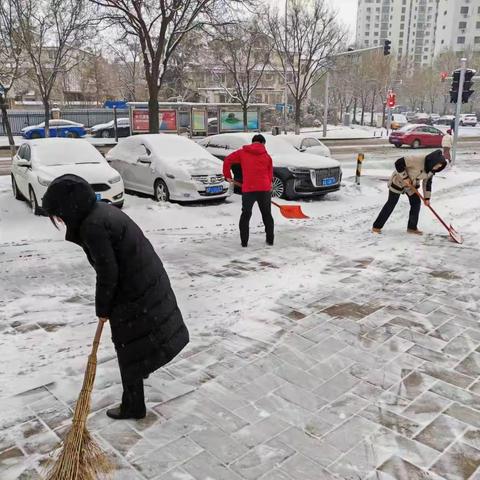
left=43, top=174, right=189, bottom=420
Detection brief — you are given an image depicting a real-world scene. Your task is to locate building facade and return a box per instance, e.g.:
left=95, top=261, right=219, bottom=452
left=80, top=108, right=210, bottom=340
left=356, top=0, right=480, bottom=67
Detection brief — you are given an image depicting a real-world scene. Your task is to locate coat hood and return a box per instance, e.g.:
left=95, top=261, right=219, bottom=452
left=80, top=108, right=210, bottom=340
left=42, top=174, right=96, bottom=230
left=425, top=149, right=447, bottom=173
left=243, top=143, right=267, bottom=155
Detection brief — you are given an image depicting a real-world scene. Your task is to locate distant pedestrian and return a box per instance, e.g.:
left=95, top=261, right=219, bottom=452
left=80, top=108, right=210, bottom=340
left=223, top=134, right=274, bottom=247
left=43, top=174, right=189, bottom=420
left=442, top=125, right=454, bottom=163
left=372, top=150, right=447, bottom=235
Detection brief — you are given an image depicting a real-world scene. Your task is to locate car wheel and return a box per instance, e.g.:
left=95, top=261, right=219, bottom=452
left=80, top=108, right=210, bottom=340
left=412, top=139, right=421, bottom=149
left=114, top=201, right=124, bottom=209
left=101, top=130, right=111, bottom=138
left=11, top=175, right=24, bottom=200
left=66, top=131, right=78, bottom=138
left=31, top=132, right=41, bottom=139
left=394, top=144, right=402, bottom=148
left=271, top=176, right=286, bottom=198
left=154, top=179, right=170, bottom=202
left=460, top=122, right=464, bottom=126
left=29, top=187, right=41, bottom=215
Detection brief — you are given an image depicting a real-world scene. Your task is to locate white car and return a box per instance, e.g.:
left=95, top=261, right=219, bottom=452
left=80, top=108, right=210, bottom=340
left=460, top=114, right=477, bottom=126
left=106, top=134, right=231, bottom=203
left=91, top=118, right=131, bottom=138
left=198, top=133, right=342, bottom=199
left=281, top=134, right=331, bottom=157
left=11, top=138, right=125, bottom=215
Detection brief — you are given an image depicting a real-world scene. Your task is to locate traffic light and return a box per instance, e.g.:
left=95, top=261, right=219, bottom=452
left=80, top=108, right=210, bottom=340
left=383, top=39, right=391, bottom=56
left=450, top=68, right=476, bottom=103
left=387, top=91, right=396, bottom=108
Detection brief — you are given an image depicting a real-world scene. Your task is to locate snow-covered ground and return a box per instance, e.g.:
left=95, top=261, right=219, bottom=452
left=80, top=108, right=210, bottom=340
left=2, top=148, right=480, bottom=479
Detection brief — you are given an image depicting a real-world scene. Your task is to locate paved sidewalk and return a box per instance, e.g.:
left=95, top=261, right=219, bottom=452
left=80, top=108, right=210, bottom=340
left=2, top=229, right=480, bottom=480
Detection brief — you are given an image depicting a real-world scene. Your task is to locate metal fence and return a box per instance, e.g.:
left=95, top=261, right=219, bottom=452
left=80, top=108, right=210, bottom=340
left=0, top=108, right=130, bottom=135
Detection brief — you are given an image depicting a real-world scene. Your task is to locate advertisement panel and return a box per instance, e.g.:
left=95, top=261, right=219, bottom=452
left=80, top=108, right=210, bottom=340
left=131, top=109, right=178, bottom=132
left=220, top=110, right=259, bottom=132
left=191, top=109, right=207, bottom=132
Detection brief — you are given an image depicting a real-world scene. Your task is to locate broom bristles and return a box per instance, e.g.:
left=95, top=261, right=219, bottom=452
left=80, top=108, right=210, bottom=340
left=45, top=426, right=113, bottom=480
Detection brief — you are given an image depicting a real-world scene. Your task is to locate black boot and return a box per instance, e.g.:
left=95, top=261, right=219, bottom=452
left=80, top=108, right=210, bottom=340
left=107, top=378, right=146, bottom=420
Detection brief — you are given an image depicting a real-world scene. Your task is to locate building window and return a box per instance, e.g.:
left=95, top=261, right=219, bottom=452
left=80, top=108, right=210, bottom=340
left=475, top=37, right=480, bottom=44
left=477, top=21, right=480, bottom=29
left=457, top=36, right=466, bottom=44
left=460, top=7, right=469, bottom=15
left=459, top=22, right=467, bottom=29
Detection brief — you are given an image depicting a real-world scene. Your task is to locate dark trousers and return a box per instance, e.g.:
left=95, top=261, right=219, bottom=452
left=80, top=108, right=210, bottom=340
left=240, top=191, right=274, bottom=246
left=120, top=364, right=146, bottom=414
left=373, top=190, right=421, bottom=230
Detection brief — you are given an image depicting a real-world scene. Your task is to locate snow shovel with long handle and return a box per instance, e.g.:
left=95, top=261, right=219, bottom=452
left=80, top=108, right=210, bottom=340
left=410, top=184, right=463, bottom=244
left=232, top=181, right=309, bottom=219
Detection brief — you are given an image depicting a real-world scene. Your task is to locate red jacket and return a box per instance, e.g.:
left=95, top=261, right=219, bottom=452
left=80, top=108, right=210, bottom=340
left=223, top=143, right=273, bottom=193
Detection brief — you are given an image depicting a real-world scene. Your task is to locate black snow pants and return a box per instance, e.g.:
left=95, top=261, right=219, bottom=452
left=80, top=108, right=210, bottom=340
left=373, top=190, right=421, bottom=230
left=119, top=363, right=146, bottom=414
left=240, top=191, right=274, bottom=246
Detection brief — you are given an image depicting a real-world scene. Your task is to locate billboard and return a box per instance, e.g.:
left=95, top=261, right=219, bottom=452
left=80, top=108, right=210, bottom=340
left=220, top=110, right=259, bottom=132
left=131, top=109, right=178, bottom=132
left=191, top=109, right=207, bottom=132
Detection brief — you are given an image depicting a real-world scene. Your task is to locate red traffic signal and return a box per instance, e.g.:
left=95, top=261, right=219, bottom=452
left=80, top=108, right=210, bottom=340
left=387, top=92, right=396, bottom=108
left=440, top=71, right=448, bottom=82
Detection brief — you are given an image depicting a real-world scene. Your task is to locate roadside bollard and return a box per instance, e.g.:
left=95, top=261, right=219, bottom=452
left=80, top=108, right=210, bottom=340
left=356, top=153, right=364, bottom=185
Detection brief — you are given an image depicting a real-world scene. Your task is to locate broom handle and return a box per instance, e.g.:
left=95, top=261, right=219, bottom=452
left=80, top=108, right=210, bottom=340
left=91, top=319, right=104, bottom=357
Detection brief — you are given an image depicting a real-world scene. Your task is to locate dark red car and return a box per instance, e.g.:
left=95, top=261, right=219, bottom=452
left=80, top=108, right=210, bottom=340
left=389, top=124, right=444, bottom=149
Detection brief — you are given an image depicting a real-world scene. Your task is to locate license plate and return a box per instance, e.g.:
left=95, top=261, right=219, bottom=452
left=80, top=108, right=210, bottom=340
left=206, top=186, right=223, bottom=194
left=322, top=177, right=336, bottom=186
left=95, top=193, right=101, bottom=201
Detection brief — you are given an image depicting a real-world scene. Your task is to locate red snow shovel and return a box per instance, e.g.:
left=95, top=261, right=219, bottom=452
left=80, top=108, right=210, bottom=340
left=232, top=181, right=309, bottom=219
left=410, top=185, right=463, bottom=244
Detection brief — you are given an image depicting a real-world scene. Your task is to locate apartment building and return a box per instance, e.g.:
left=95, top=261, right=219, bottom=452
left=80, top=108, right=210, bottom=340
left=356, top=0, right=480, bottom=66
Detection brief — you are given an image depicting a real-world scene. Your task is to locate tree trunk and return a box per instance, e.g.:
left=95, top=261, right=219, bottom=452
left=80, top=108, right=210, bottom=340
left=370, top=91, right=376, bottom=126
left=294, top=99, right=301, bottom=134
left=148, top=82, right=160, bottom=133
left=0, top=93, right=16, bottom=158
left=243, top=106, right=248, bottom=132
left=360, top=99, right=366, bottom=126
left=382, top=102, right=386, bottom=128
left=43, top=99, right=50, bottom=138
left=353, top=97, right=358, bottom=124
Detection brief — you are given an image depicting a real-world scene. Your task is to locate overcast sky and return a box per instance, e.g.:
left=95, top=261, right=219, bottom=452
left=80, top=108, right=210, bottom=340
left=267, top=0, right=358, bottom=40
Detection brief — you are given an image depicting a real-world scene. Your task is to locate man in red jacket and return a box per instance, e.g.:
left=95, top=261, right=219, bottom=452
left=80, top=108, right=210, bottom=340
left=223, top=134, right=274, bottom=247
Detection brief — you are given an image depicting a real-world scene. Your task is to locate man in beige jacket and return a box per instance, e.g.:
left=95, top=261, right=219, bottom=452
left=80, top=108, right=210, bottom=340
left=372, top=150, right=447, bottom=235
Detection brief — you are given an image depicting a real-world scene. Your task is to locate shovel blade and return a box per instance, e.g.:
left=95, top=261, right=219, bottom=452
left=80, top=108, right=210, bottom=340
left=278, top=205, right=309, bottom=219
left=448, top=225, right=464, bottom=244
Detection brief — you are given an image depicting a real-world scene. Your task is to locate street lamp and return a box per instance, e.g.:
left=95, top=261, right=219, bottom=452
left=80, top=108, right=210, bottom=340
left=283, top=0, right=288, bottom=134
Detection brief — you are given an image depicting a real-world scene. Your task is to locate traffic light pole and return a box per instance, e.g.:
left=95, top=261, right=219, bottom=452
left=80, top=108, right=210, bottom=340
left=452, top=58, right=467, bottom=165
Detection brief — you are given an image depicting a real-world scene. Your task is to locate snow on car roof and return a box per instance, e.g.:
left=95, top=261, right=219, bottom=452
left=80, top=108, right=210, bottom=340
left=28, top=138, right=104, bottom=165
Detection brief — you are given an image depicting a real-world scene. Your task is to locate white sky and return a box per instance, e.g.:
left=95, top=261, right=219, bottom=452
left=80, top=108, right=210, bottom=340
left=266, top=0, right=358, bottom=40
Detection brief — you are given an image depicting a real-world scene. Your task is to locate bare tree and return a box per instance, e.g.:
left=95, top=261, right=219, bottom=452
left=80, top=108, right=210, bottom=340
left=0, top=0, right=25, bottom=155
left=13, top=0, right=94, bottom=137
left=267, top=0, right=345, bottom=133
left=90, top=0, right=251, bottom=133
left=210, top=19, right=272, bottom=131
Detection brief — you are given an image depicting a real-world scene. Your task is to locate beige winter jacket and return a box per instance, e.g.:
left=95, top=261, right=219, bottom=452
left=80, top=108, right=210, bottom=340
left=388, top=154, right=434, bottom=199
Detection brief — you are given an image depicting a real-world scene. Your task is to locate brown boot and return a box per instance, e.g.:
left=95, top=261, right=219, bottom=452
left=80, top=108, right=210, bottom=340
left=372, top=227, right=382, bottom=234
left=407, top=228, right=423, bottom=235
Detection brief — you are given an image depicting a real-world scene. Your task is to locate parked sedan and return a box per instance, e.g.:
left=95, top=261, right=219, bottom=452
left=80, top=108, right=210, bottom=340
left=11, top=138, right=124, bottom=215
left=91, top=118, right=131, bottom=138
left=21, top=120, right=86, bottom=139
left=460, top=114, right=478, bottom=126
left=198, top=133, right=342, bottom=199
left=106, top=134, right=230, bottom=203
left=389, top=124, right=444, bottom=149
left=282, top=134, right=331, bottom=157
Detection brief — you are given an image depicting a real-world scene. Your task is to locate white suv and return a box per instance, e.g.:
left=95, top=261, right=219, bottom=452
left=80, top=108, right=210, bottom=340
left=460, top=114, right=477, bottom=126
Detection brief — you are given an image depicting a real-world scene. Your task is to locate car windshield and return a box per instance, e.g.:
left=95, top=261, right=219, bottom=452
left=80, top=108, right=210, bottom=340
left=397, top=125, right=415, bottom=133
left=34, top=142, right=103, bottom=166
left=263, top=137, right=298, bottom=155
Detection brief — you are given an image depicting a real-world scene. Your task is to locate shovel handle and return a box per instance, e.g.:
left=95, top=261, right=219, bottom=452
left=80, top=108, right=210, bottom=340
left=410, top=184, right=451, bottom=231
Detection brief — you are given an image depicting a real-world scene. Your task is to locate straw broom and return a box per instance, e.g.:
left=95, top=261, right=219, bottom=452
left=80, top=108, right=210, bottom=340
left=45, top=320, right=113, bottom=480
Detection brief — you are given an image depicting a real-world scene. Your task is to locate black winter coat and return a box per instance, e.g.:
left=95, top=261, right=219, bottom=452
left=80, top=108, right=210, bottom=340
left=43, top=174, right=189, bottom=382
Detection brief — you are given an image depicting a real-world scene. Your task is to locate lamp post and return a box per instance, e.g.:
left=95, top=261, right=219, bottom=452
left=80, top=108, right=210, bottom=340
left=283, top=0, right=288, bottom=134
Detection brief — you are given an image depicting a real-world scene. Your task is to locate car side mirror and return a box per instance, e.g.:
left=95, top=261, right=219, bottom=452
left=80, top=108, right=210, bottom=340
left=17, top=159, right=31, bottom=168
left=138, top=154, right=152, bottom=164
